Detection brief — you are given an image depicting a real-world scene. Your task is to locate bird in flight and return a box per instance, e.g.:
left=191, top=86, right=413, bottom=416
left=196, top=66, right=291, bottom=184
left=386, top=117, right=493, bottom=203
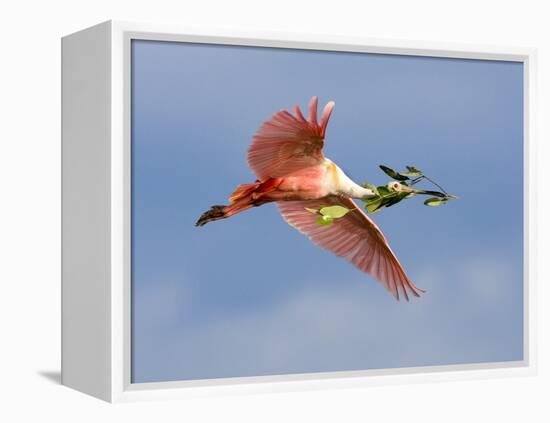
left=196, top=96, right=424, bottom=301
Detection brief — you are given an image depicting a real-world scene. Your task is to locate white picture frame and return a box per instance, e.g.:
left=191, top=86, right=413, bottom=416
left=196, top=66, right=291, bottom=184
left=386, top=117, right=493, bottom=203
left=61, top=20, right=537, bottom=403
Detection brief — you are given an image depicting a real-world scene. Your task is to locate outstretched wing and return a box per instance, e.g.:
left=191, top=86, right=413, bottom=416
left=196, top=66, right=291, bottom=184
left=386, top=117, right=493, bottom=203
left=248, top=96, right=335, bottom=181
left=277, top=196, right=424, bottom=301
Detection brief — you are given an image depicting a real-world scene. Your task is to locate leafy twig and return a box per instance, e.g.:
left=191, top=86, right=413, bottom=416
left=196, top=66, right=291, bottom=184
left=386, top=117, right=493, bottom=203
left=308, top=164, right=457, bottom=225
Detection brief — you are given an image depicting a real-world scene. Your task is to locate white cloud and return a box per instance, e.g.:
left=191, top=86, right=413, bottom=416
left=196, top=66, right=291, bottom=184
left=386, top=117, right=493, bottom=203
left=132, top=254, right=524, bottom=382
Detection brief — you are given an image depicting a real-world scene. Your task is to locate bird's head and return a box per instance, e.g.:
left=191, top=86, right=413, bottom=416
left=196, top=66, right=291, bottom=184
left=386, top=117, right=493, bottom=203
left=387, top=181, right=412, bottom=193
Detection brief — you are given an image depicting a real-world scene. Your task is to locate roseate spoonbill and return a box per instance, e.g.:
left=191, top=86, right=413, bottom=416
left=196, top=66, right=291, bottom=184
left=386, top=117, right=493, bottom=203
left=196, top=96, right=424, bottom=301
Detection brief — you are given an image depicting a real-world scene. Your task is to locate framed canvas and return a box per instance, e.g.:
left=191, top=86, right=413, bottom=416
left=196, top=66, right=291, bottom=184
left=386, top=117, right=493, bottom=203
left=61, top=20, right=537, bottom=402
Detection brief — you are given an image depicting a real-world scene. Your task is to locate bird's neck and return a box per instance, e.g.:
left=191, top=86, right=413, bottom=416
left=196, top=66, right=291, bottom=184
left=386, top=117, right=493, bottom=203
left=326, top=159, right=376, bottom=199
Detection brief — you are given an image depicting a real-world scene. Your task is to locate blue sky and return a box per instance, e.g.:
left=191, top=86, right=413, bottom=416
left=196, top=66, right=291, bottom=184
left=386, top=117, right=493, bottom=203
left=131, top=40, right=524, bottom=383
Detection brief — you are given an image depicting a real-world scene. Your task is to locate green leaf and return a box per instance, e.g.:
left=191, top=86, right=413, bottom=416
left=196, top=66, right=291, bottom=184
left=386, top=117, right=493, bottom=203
left=365, top=201, right=384, bottom=214
left=386, top=192, right=410, bottom=207
left=319, top=205, right=351, bottom=219
left=424, top=197, right=449, bottom=207
left=379, top=165, right=409, bottom=181
left=316, top=215, right=334, bottom=225
left=364, top=196, right=386, bottom=214
left=376, top=185, right=391, bottom=196
left=415, top=189, right=448, bottom=198
left=402, top=166, right=423, bottom=177
left=362, top=182, right=379, bottom=196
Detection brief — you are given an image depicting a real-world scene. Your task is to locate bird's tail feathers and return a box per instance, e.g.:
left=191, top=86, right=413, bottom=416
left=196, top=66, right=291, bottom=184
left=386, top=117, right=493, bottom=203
left=196, top=178, right=281, bottom=227
left=229, top=181, right=262, bottom=203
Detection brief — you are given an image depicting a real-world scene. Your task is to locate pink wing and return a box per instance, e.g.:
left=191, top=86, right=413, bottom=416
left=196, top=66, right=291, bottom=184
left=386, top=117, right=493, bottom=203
left=278, top=196, right=425, bottom=301
left=248, top=96, right=335, bottom=181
